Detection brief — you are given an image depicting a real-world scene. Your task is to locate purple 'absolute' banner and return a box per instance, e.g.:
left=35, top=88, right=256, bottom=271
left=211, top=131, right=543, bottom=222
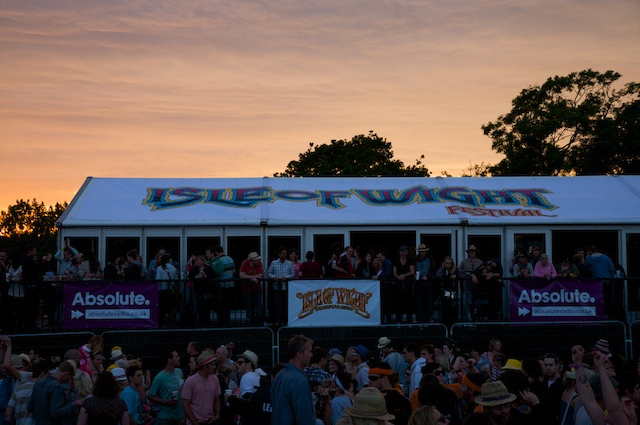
left=63, top=281, right=159, bottom=329
left=510, top=279, right=604, bottom=322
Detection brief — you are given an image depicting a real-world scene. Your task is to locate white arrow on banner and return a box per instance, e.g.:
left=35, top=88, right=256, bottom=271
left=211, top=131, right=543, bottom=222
left=518, top=306, right=531, bottom=316
left=71, top=310, right=85, bottom=319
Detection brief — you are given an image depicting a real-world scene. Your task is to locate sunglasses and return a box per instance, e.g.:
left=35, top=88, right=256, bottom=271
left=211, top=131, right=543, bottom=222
left=368, top=375, right=382, bottom=382
left=236, top=360, right=246, bottom=365
left=432, top=370, right=444, bottom=376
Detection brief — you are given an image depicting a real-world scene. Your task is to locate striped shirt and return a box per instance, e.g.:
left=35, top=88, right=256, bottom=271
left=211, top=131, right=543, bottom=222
left=213, top=255, right=236, bottom=288
left=8, top=380, right=36, bottom=425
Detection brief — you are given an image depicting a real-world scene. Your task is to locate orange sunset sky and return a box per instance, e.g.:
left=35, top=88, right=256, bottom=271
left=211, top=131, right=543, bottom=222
left=1, top=0, right=639, bottom=210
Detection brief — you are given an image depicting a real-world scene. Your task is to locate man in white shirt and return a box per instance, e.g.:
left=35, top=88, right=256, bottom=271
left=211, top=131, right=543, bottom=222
left=266, top=247, right=296, bottom=324
left=402, top=342, right=425, bottom=396
left=236, top=350, right=260, bottom=398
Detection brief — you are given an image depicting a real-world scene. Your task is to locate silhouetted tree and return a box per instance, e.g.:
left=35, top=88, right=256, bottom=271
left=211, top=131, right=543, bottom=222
left=0, top=199, right=67, bottom=257
left=482, top=69, right=639, bottom=175
left=275, top=131, right=431, bottom=177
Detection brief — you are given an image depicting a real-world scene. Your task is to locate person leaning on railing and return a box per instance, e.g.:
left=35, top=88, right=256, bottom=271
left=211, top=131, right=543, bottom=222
left=266, top=247, right=296, bottom=325
left=372, top=251, right=394, bottom=324
left=188, top=255, right=216, bottom=326
left=156, top=253, right=178, bottom=327
left=435, top=257, right=466, bottom=324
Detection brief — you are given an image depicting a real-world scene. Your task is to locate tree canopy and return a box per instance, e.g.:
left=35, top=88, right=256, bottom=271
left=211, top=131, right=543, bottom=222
left=0, top=199, right=67, bottom=256
left=482, top=69, right=640, bottom=175
left=275, top=131, right=431, bottom=177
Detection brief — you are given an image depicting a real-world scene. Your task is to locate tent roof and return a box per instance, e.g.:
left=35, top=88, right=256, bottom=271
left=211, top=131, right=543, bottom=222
left=57, top=176, right=640, bottom=227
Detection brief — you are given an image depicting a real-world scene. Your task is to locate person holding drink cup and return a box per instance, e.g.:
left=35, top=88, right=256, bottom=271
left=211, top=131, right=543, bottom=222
left=148, top=350, right=185, bottom=425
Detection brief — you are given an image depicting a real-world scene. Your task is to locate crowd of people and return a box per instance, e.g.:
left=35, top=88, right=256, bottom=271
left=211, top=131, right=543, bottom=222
left=0, top=239, right=626, bottom=331
left=2, top=333, right=639, bottom=425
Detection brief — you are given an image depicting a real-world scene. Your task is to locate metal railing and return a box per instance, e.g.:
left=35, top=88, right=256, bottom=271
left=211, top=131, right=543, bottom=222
left=2, top=276, right=639, bottom=332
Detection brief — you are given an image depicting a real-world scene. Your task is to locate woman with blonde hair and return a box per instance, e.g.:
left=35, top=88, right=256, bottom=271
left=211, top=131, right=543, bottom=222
left=435, top=355, right=454, bottom=385
left=408, top=404, right=450, bottom=425
left=74, top=370, right=94, bottom=399
left=481, top=339, right=502, bottom=367
left=344, top=346, right=358, bottom=377
left=78, top=335, right=104, bottom=375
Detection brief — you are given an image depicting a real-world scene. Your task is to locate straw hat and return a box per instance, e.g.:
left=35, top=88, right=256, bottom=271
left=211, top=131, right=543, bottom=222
left=467, top=245, right=478, bottom=252
left=196, top=351, right=216, bottom=368
left=475, top=381, right=517, bottom=407
left=237, top=350, right=258, bottom=368
left=330, top=354, right=345, bottom=367
left=18, top=353, right=31, bottom=367
left=247, top=252, right=261, bottom=261
left=417, top=244, right=430, bottom=252
left=344, top=387, right=395, bottom=420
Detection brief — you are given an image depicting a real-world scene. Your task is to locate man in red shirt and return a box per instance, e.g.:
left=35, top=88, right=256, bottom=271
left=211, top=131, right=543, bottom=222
left=299, top=251, right=323, bottom=279
left=334, top=246, right=354, bottom=278
left=238, top=252, right=264, bottom=325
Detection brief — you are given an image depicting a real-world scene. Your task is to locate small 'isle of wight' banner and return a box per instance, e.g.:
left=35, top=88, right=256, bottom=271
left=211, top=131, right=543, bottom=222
left=288, top=279, right=381, bottom=326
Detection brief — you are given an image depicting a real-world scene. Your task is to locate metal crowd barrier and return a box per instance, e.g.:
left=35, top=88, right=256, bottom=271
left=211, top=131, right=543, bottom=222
left=101, top=327, right=275, bottom=372
left=450, top=320, right=629, bottom=361
left=4, top=322, right=633, bottom=377
left=276, top=324, right=448, bottom=364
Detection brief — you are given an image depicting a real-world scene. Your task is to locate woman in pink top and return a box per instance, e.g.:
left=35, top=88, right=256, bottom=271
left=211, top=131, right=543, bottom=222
left=534, top=253, right=558, bottom=279
left=289, top=249, right=302, bottom=278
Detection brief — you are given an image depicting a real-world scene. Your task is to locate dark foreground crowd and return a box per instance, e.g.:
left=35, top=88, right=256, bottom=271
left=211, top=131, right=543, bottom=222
left=1, top=332, right=639, bottom=425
